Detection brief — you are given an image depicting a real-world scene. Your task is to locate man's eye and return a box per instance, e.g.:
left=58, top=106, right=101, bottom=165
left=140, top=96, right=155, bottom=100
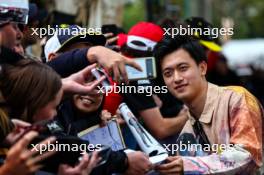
left=179, top=66, right=188, bottom=71
left=163, top=71, right=172, bottom=77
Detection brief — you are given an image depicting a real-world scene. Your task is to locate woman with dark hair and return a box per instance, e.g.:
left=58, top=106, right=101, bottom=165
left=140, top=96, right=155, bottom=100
left=0, top=58, right=101, bottom=175
left=56, top=74, right=107, bottom=135
left=0, top=58, right=63, bottom=123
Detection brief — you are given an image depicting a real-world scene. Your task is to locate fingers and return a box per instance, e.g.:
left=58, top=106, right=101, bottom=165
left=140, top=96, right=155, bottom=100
left=116, top=109, right=121, bottom=115
left=115, top=109, right=125, bottom=124
left=12, top=119, right=31, bottom=129
left=156, top=156, right=183, bottom=174
left=119, top=62, right=129, bottom=84
left=76, top=153, right=90, bottom=170
left=28, top=136, right=56, bottom=157
left=89, top=151, right=101, bottom=167
left=113, top=64, right=121, bottom=82
left=112, top=60, right=129, bottom=84
left=80, top=63, right=97, bottom=78
left=104, top=32, right=113, bottom=38
left=10, top=131, right=38, bottom=155
left=125, top=151, right=153, bottom=175
left=28, top=136, right=56, bottom=160
left=142, top=156, right=153, bottom=173
left=101, top=110, right=112, bottom=121
left=112, top=57, right=142, bottom=84
left=28, top=149, right=56, bottom=168
left=101, top=110, right=113, bottom=126
left=158, top=167, right=183, bottom=175
left=125, top=58, right=142, bottom=71
left=75, top=152, right=100, bottom=174
left=115, top=115, right=125, bottom=125
left=157, top=160, right=181, bottom=170
left=87, top=75, right=106, bottom=91
left=106, top=36, right=118, bottom=45
left=77, top=75, right=106, bottom=94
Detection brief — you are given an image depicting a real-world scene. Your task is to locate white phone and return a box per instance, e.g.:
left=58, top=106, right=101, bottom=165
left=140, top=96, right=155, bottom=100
left=125, top=57, right=157, bottom=81
left=91, top=67, right=112, bottom=92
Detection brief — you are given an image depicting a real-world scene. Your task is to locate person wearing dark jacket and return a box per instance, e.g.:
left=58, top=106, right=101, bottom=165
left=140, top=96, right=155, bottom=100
left=45, top=25, right=142, bottom=84
left=54, top=77, right=130, bottom=174
left=45, top=25, right=153, bottom=175
left=47, top=48, right=90, bottom=78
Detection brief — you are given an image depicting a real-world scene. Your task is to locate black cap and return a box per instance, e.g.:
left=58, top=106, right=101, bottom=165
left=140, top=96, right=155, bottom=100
left=185, top=17, right=222, bottom=52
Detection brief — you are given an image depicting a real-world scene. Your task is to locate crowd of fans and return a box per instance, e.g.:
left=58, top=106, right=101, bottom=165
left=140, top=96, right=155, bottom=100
left=0, top=1, right=263, bottom=175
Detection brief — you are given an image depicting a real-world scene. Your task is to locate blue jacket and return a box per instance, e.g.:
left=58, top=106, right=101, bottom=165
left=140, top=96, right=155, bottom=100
left=47, top=48, right=89, bottom=78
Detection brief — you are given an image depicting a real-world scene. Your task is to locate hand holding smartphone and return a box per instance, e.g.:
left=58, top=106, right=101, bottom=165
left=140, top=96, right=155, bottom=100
left=91, top=57, right=156, bottom=86
left=125, top=57, right=157, bottom=81
left=91, top=67, right=112, bottom=92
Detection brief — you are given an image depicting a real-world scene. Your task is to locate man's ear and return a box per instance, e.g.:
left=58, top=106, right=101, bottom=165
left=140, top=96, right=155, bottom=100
left=199, top=61, right=207, bottom=76
left=48, top=53, right=57, bottom=61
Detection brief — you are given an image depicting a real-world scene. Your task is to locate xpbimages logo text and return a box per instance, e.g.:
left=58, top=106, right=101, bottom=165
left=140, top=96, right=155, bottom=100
left=31, top=25, right=102, bottom=38
left=163, top=142, right=235, bottom=155
left=163, top=25, right=234, bottom=38
left=31, top=141, right=102, bottom=154
left=98, top=83, right=168, bottom=96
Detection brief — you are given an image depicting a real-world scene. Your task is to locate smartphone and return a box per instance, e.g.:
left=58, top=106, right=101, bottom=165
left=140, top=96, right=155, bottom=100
left=91, top=67, right=112, bottom=92
left=126, top=57, right=157, bottom=81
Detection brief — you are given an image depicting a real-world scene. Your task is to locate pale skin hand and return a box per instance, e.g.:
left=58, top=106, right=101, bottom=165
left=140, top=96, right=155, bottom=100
left=155, top=156, right=184, bottom=175
left=104, top=32, right=119, bottom=47
left=11, top=119, right=31, bottom=128
left=87, top=46, right=142, bottom=84
left=4, top=119, right=31, bottom=145
left=62, top=64, right=106, bottom=96
left=58, top=152, right=101, bottom=175
left=100, top=109, right=125, bottom=126
left=115, top=109, right=126, bottom=125
left=152, top=94, right=163, bottom=108
left=124, top=151, right=153, bottom=175
left=0, top=131, right=56, bottom=175
left=100, top=109, right=112, bottom=126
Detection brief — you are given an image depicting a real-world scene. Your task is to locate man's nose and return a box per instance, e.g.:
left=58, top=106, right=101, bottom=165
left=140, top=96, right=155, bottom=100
left=173, top=71, right=183, bottom=83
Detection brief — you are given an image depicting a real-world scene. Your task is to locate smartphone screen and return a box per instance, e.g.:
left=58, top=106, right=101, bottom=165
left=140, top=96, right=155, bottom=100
left=125, top=57, right=156, bottom=81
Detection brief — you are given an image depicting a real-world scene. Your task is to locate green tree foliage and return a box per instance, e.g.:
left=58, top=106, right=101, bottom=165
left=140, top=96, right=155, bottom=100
left=212, top=0, right=264, bottom=38
left=123, top=0, right=146, bottom=32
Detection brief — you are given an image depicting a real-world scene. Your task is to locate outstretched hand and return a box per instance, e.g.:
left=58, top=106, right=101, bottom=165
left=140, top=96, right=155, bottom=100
left=62, top=64, right=105, bottom=96
left=87, top=46, right=142, bottom=84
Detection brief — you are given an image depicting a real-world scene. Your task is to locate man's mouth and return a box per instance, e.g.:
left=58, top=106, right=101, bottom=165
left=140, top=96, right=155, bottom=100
left=174, top=84, right=187, bottom=91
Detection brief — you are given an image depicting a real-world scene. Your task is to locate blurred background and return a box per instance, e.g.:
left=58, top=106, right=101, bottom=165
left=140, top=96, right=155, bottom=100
left=29, top=0, right=264, bottom=104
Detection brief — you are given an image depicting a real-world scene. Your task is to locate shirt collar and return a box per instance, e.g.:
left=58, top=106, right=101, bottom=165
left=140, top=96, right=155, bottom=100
left=189, top=83, right=220, bottom=125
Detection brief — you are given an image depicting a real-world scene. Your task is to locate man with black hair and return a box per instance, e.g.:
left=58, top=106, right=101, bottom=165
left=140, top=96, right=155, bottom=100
left=116, top=22, right=188, bottom=144
left=154, top=35, right=263, bottom=174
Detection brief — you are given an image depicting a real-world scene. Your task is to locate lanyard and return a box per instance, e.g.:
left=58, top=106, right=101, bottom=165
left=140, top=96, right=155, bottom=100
left=193, top=120, right=211, bottom=149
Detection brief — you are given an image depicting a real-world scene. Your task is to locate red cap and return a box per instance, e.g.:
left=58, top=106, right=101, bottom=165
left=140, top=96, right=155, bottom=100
left=117, top=22, right=164, bottom=51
